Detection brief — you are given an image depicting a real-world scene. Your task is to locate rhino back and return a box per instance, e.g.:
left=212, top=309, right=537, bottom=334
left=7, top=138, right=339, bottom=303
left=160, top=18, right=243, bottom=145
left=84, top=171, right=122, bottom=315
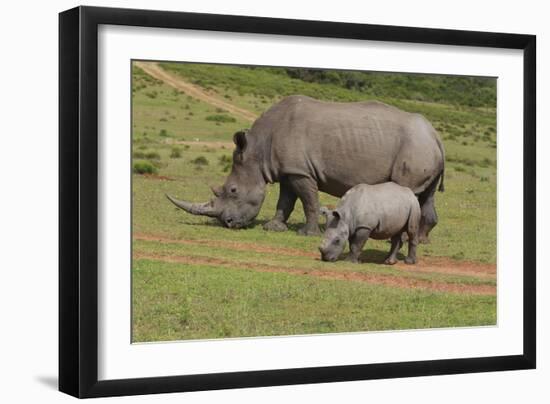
left=251, top=96, right=443, bottom=196
left=339, top=183, right=417, bottom=238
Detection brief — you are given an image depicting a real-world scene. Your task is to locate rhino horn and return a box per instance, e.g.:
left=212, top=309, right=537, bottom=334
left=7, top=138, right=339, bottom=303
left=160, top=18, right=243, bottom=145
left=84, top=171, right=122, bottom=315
left=165, top=194, right=221, bottom=218
left=210, top=185, right=223, bottom=197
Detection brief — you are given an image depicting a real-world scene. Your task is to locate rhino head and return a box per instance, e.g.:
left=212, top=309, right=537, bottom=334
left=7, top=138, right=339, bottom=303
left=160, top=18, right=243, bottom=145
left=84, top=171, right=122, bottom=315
left=166, top=130, right=267, bottom=229
left=318, top=207, right=349, bottom=262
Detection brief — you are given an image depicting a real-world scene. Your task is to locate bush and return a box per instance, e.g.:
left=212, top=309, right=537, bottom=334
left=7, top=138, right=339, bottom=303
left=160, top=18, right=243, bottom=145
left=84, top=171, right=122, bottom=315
left=170, top=147, right=182, bottom=158
left=192, top=156, right=209, bottom=166
left=205, top=114, right=236, bottom=123
left=481, top=157, right=493, bottom=167
left=145, top=151, right=161, bottom=160
left=133, top=160, right=157, bottom=174
left=159, top=129, right=169, bottom=137
left=218, top=155, right=232, bottom=165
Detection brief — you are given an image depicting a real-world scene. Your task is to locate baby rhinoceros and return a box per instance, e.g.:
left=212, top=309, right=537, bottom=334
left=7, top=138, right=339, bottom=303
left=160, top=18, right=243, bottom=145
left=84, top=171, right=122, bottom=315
left=319, top=183, right=421, bottom=265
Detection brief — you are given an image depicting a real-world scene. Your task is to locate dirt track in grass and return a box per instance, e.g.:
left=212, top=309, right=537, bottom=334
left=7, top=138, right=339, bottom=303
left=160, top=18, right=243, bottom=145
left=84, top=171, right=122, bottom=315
left=134, top=233, right=496, bottom=294
left=134, top=61, right=258, bottom=122
left=134, top=251, right=495, bottom=296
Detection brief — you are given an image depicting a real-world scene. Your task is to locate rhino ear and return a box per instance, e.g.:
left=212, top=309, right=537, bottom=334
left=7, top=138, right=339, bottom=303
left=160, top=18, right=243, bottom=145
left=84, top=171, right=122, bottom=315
left=332, top=210, right=341, bottom=220
left=210, top=185, right=223, bottom=197
left=233, top=130, right=248, bottom=154
left=320, top=207, right=331, bottom=218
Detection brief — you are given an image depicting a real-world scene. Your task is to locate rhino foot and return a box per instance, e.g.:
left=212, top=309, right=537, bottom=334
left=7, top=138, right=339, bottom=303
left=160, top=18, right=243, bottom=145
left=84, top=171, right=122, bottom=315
left=384, top=257, right=397, bottom=265
left=263, top=220, right=288, bottom=232
left=418, top=236, right=431, bottom=244
left=404, top=256, right=417, bottom=265
left=297, top=225, right=321, bottom=236
left=345, top=255, right=360, bottom=264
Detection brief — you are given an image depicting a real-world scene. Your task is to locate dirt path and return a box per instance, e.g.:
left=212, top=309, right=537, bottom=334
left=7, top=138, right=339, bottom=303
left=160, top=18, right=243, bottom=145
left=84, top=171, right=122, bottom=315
left=134, top=252, right=495, bottom=296
left=164, top=139, right=234, bottom=149
left=134, top=233, right=496, bottom=281
left=135, top=233, right=315, bottom=258
left=134, top=61, right=258, bottom=122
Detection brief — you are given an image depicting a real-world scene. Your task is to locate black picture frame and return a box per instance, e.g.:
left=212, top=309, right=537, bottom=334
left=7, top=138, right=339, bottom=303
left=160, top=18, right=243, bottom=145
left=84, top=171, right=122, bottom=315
left=59, top=5, right=536, bottom=398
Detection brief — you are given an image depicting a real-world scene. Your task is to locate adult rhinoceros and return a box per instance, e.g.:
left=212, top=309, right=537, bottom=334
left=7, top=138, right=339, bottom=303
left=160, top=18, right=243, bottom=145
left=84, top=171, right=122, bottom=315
left=167, top=95, right=445, bottom=242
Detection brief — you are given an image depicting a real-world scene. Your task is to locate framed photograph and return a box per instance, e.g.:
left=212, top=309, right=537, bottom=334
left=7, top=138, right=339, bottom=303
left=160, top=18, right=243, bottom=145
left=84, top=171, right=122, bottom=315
left=59, top=6, right=536, bottom=398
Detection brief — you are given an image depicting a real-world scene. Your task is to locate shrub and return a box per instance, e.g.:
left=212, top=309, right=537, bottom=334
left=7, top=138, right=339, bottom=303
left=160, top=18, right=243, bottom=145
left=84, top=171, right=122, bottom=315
left=192, top=156, right=209, bottom=166
left=218, top=155, right=232, bottom=165
left=133, top=151, right=146, bottom=159
left=481, top=157, right=493, bottom=167
left=159, top=129, right=169, bottom=137
left=133, top=160, right=157, bottom=174
left=145, top=151, right=161, bottom=160
left=452, top=251, right=465, bottom=260
left=205, top=114, right=236, bottom=123
left=170, top=147, right=182, bottom=158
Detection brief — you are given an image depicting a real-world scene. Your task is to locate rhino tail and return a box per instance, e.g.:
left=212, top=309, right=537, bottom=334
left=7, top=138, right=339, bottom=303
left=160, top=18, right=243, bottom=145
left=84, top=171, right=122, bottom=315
left=438, top=169, right=445, bottom=192
left=435, top=133, right=446, bottom=193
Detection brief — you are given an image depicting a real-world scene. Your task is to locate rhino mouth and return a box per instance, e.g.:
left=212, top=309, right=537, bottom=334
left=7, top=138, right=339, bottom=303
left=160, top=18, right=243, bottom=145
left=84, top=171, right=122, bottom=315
left=222, top=217, right=252, bottom=229
left=319, top=248, right=339, bottom=262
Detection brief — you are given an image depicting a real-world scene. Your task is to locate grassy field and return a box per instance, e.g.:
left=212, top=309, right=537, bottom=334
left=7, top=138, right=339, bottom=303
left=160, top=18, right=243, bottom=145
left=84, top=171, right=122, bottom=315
left=131, top=61, right=497, bottom=343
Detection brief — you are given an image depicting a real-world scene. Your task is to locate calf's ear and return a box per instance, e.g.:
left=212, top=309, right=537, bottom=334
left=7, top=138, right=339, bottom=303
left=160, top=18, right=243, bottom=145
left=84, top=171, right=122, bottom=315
left=320, top=206, right=331, bottom=217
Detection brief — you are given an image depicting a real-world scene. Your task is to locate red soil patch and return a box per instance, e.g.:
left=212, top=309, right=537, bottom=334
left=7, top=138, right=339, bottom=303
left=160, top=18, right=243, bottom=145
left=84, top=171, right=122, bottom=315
left=134, top=252, right=495, bottom=296
left=140, top=174, right=174, bottom=181
left=134, top=233, right=315, bottom=258
left=133, top=233, right=496, bottom=280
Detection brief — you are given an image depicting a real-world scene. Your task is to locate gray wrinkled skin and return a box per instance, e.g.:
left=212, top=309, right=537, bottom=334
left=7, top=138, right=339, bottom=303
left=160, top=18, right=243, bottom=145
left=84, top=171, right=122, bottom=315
left=319, top=183, right=421, bottom=265
left=166, top=95, right=444, bottom=239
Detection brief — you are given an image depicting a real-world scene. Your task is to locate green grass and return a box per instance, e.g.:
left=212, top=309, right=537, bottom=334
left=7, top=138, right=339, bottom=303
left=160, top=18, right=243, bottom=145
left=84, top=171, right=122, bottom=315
left=133, top=160, right=157, bottom=175
left=131, top=61, right=497, bottom=342
left=132, top=259, right=496, bottom=342
left=132, top=144, right=496, bottom=263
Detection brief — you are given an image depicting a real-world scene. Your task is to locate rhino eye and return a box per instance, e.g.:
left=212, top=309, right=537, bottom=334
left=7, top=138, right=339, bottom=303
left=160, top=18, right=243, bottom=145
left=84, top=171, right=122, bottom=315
left=230, top=186, right=237, bottom=193
left=332, top=238, right=340, bottom=245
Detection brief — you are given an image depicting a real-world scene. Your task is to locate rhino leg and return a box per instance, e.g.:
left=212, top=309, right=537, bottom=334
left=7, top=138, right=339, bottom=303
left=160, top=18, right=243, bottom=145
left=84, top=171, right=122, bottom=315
left=347, top=228, right=371, bottom=263
left=263, top=178, right=297, bottom=232
left=288, top=175, right=321, bottom=236
left=384, top=235, right=403, bottom=265
left=418, top=195, right=438, bottom=244
left=405, top=207, right=420, bottom=264
left=418, top=177, right=439, bottom=244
